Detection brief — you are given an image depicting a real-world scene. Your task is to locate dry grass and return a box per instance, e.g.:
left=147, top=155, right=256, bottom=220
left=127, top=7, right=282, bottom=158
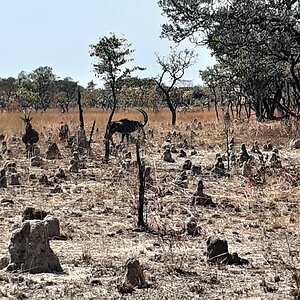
left=0, top=108, right=299, bottom=299
left=0, top=108, right=219, bottom=132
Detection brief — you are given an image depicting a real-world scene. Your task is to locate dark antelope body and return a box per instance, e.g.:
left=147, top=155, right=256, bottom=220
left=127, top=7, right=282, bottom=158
left=21, top=113, right=39, bottom=156
left=108, top=109, right=148, bottom=144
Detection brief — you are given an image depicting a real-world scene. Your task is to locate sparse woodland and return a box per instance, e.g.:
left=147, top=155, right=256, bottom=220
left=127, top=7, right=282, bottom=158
left=1, top=0, right=300, bottom=299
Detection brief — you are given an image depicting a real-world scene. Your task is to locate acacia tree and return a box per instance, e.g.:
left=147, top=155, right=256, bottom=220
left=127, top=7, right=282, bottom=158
left=155, top=47, right=197, bottom=126
left=90, top=33, right=143, bottom=160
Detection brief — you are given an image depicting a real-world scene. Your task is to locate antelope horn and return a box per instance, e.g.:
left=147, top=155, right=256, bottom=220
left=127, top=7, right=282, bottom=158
left=136, top=109, right=148, bottom=127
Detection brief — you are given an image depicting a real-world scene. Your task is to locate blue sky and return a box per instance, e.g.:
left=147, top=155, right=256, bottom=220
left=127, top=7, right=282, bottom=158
left=0, top=1, right=215, bottom=87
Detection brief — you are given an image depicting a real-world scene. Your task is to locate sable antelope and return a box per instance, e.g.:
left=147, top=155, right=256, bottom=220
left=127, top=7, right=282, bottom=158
left=107, top=109, right=148, bottom=144
left=21, top=111, right=39, bottom=157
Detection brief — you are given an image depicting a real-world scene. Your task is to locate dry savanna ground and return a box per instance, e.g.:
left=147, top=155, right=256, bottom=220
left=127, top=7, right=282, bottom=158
left=0, top=108, right=300, bottom=299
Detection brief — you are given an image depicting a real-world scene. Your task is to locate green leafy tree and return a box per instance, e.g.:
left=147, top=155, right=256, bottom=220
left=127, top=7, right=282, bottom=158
left=0, top=77, right=17, bottom=111
left=82, top=81, right=103, bottom=108
left=17, top=67, right=56, bottom=111
left=158, top=0, right=300, bottom=120
left=119, top=77, right=156, bottom=108
left=15, top=86, right=39, bottom=109
left=55, top=77, right=78, bottom=113
left=30, top=66, right=56, bottom=111
left=90, top=32, right=144, bottom=160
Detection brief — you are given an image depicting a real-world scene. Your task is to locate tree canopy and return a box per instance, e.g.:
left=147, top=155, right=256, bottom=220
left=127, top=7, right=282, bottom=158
left=90, top=32, right=144, bottom=160
left=158, top=0, right=300, bottom=119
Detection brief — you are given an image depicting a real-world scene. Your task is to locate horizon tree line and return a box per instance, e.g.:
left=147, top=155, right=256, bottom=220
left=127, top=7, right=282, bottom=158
left=3, top=0, right=300, bottom=123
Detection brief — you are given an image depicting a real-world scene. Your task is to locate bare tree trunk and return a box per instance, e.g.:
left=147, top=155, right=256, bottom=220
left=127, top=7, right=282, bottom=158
left=228, top=100, right=234, bottom=119
left=157, top=84, right=177, bottom=126
left=245, top=100, right=251, bottom=120
left=77, top=88, right=88, bottom=149
left=165, top=93, right=177, bottom=126
left=171, top=107, right=177, bottom=127
left=78, top=89, right=84, bottom=129
left=136, top=141, right=146, bottom=228
left=212, top=88, right=219, bottom=121
left=89, top=120, right=96, bottom=147
left=104, top=81, right=117, bottom=161
left=236, top=96, right=242, bottom=120
left=104, top=106, right=115, bottom=161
